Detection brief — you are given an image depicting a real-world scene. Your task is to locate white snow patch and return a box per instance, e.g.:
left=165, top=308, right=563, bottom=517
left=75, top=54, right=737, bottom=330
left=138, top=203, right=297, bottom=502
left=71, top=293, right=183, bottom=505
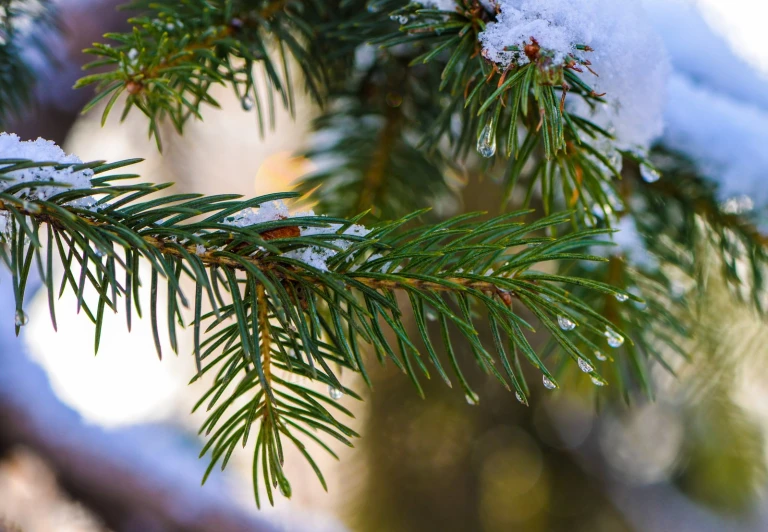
left=643, top=0, right=768, bottom=113
left=223, top=199, right=289, bottom=227
left=0, top=133, right=96, bottom=208
left=663, top=74, right=768, bottom=208
left=224, top=201, right=371, bottom=271
left=479, top=0, right=669, bottom=149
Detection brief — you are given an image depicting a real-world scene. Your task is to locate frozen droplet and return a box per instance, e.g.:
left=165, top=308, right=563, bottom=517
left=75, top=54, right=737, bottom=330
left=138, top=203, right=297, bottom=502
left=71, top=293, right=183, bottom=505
left=241, top=95, right=254, bottom=111
left=515, top=392, right=526, bottom=404
left=595, top=350, right=607, bottom=362
left=640, top=164, right=661, bottom=183
left=558, top=315, right=576, bottom=331
left=14, top=310, right=28, bottom=327
left=465, top=391, right=480, bottom=405
left=605, top=327, right=625, bottom=348
left=578, top=358, right=594, bottom=373
left=328, top=386, right=343, bottom=400
left=591, top=376, right=605, bottom=387
left=615, top=293, right=629, bottom=302
left=542, top=375, right=557, bottom=390
left=477, top=124, right=497, bottom=158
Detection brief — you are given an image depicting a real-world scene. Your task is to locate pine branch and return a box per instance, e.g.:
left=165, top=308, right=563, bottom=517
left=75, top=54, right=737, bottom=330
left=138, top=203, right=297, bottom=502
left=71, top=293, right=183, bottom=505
left=0, top=0, right=58, bottom=127
left=0, top=154, right=633, bottom=504
left=76, top=0, right=340, bottom=149
left=296, top=49, right=456, bottom=219
left=635, top=152, right=768, bottom=314
left=377, top=1, right=605, bottom=159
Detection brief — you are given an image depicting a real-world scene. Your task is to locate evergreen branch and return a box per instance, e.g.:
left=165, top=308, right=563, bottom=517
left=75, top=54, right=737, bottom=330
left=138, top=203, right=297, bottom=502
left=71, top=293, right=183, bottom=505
left=377, top=0, right=606, bottom=161
left=76, top=0, right=338, bottom=149
left=636, top=152, right=768, bottom=314
left=314, top=0, right=638, bottom=225
left=0, top=0, right=58, bottom=126
left=0, top=155, right=630, bottom=504
left=296, top=49, right=456, bottom=219
left=552, top=255, right=692, bottom=401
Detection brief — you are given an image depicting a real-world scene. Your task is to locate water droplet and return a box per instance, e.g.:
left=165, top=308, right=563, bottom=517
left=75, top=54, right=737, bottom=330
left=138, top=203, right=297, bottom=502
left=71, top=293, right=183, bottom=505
left=591, top=376, right=606, bottom=387
left=515, top=392, right=527, bottom=405
left=605, top=327, right=625, bottom=348
left=93, top=246, right=106, bottom=258
left=477, top=124, right=497, bottom=158
left=595, top=350, right=607, bottom=361
left=558, top=315, right=576, bottom=331
left=14, top=310, right=28, bottom=327
left=542, top=375, right=557, bottom=390
left=328, top=386, right=343, bottom=400
left=241, top=95, right=254, bottom=111
left=578, top=358, right=594, bottom=373
left=615, top=293, right=629, bottom=302
left=465, top=391, right=480, bottom=405
left=640, top=163, right=661, bottom=183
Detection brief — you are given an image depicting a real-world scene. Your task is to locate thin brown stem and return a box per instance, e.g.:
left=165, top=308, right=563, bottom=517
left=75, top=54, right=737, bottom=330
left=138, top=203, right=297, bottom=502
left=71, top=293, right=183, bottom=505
left=0, top=201, right=509, bottom=296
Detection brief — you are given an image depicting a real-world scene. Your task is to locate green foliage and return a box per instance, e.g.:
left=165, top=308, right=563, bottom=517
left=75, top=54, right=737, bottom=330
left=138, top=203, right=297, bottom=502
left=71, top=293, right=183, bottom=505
left=0, top=0, right=57, bottom=127
left=76, top=0, right=343, bottom=149
left=0, top=156, right=634, bottom=504
left=639, top=151, right=768, bottom=314
left=5, top=0, right=768, bottom=511
left=296, top=49, right=456, bottom=219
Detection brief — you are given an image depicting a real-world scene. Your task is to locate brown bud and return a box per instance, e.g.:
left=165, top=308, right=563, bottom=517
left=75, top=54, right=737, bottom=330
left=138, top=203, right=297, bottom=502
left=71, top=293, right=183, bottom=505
left=524, top=42, right=540, bottom=62
left=125, top=81, right=143, bottom=95
left=498, top=290, right=514, bottom=307
left=259, top=225, right=301, bottom=241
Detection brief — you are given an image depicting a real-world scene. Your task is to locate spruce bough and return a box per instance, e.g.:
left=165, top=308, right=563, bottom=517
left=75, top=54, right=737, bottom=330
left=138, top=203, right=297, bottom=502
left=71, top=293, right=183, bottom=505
left=1, top=0, right=767, bottom=507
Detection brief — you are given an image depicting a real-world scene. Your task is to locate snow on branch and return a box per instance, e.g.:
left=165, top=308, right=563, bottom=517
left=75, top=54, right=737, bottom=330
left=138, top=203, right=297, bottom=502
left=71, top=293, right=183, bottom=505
left=0, top=133, right=96, bottom=205
left=478, top=0, right=669, bottom=149
left=663, top=75, right=768, bottom=209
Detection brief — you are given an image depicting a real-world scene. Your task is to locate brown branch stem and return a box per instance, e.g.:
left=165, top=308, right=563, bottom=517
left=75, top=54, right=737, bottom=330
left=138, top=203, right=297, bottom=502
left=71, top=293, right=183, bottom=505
left=0, top=201, right=510, bottom=296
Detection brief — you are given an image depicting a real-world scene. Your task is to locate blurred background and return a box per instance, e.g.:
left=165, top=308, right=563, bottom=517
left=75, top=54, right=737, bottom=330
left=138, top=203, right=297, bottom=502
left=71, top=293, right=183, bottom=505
left=2, top=0, right=768, bottom=531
